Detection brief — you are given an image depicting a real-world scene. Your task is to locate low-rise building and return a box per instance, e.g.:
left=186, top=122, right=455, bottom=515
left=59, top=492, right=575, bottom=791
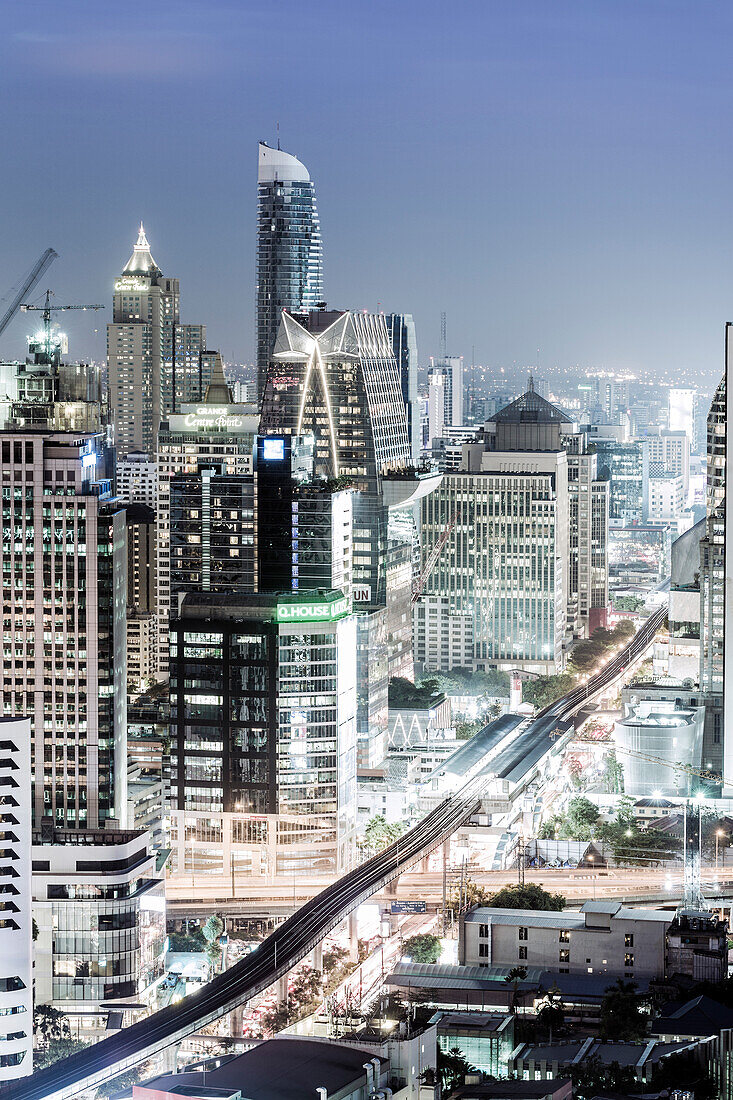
left=431, top=1011, right=514, bottom=1077
left=32, top=827, right=166, bottom=1042
left=666, top=909, right=728, bottom=983
left=460, top=901, right=671, bottom=980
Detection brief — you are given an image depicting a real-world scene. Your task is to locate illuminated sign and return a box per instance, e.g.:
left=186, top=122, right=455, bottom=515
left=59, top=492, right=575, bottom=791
left=276, top=595, right=351, bottom=624
left=263, top=438, right=285, bottom=461
left=81, top=453, right=97, bottom=470
left=353, top=585, right=372, bottom=603
left=114, top=278, right=149, bottom=292
left=182, top=406, right=245, bottom=430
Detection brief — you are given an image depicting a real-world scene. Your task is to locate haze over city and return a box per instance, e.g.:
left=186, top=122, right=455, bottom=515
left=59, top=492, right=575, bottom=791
left=2, top=0, right=733, bottom=385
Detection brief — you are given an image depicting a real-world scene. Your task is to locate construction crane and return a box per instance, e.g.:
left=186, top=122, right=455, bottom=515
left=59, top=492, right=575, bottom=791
left=20, top=289, right=104, bottom=358
left=411, top=509, right=458, bottom=605
left=0, top=248, right=58, bottom=340
left=614, top=744, right=726, bottom=790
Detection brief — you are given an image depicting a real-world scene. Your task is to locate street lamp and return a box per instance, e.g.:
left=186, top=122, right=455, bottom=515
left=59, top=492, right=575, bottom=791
left=587, top=854, right=596, bottom=900
left=716, top=829, right=725, bottom=870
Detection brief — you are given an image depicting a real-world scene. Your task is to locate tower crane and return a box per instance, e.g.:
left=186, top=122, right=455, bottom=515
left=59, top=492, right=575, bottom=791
left=0, top=248, right=58, bottom=341
left=411, top=509, right=458, bottom=605
left=614, top=744, right=727, bottom=790
left=20, top=289, right=104, bottom=358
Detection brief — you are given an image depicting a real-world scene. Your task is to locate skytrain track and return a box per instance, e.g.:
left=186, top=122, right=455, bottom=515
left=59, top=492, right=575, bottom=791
left=11, top=605, right=666, bottom=1100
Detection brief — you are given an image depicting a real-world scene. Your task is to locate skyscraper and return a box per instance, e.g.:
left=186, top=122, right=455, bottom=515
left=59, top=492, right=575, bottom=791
left=256, top=142, right=324, bottom=399
left=107, top=225, right=212, bottom=457
left=385, top=314, right=420, bottom=464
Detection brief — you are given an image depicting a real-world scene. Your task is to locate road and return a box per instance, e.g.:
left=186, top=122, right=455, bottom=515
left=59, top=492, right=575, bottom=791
left=8, top=606, right=667, bottom=1100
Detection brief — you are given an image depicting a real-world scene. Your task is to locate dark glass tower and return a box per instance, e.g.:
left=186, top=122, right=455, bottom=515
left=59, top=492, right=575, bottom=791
left=256, top=142, right=324, bottom=400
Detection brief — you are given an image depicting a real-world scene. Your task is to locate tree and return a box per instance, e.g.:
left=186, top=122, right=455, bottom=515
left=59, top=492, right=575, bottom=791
left=522, top=672, right=575, bottom=710
left=34, top=1037, right=88, bottom=1070
left=403, top=933, right=442, bottom=964
left=599, top=978, right=646, bottom=1040
left=563, top=796, right=600, bottom=840
left=202, top=914, right=224, bottom=975
left=487, top=883, right=565, bottom=911
left=602, top=750, right=624, bottom=794
left=536, top=986, right=564, bottom=1041
left=455, top=717, right=482, bottom=740
left=504, top=966, right=528, bottom=1013
left=33, top=1005, right=70, bottom=1045
left=438, top=1046, right=475, bottom=1092
left=362, top=815, right=405, bottom=853
left=448, top=875, right=491, bottom=913
left=96, top=1062, right=151, bottom=1098
left=32, top=918, right=39, bottom=942
left=570, top=1054, right=637, bottom=1100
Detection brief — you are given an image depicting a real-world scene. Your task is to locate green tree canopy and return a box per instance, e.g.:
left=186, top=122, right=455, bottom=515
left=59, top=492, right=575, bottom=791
left=599, top=978, right=646, bottom=1040
left=486, top=883, right=565, bottom=911
left=362, top=815, right=405, bottom=852
left=403, top=933, right=442, bottom=964
left=564, top=796, right=601, bottom=841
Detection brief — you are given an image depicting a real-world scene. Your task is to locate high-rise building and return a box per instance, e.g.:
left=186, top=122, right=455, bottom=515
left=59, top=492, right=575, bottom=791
left=385, top=314, right=420, bottom=463
left=108, top=225, right=213, bottom=457
left=426, top=356, right=464, bottom=441
left=256, top=142, right=324, bottom=399
left=0, top=429, right=127, bottom=828
left=594, top=439, right=649, bottom=522
left=116, top=451, right=157, bottom=508
left=156, top=370, right=259, bottom=671
left=170, top=589, right=357, bottom=872
left=642, top=429, right=690, bottom=498
left=700, top=374, right=726, bottom=698
left=0, top=717, right=32, bottom=1083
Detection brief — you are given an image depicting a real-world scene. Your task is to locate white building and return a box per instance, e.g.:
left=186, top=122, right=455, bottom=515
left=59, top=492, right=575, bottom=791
left=648, top=469, right=684, bottom=523
left=0, top=718, right=32, bottom=1082
left=460, top=901, right=671, bottom=980
left=614, top=698, right=705, bottom=797
left=116, top=451, right=157, bottom=507
left=32, top=827, right=166, bottom=1043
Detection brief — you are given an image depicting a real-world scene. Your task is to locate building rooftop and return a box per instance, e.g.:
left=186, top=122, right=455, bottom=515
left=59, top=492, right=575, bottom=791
left=651, top=994, right=733, bottom=1037
left=463, top=902, right=671, bottom=926
left=424, top=714, right=524, bottom=783
left=449, top=1082, right=572, bottom=1100
left=122, top=223, right=160, bottom=275
left=494, top=382, right=573, bottom=426
left=139, top=1038, right=386, bottom=1100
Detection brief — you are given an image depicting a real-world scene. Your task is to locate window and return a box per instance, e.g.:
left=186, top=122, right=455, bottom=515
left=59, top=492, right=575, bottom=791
left=559, top=949, right=569, bottom=963
left=625, top=953, right=634, bottom=967
left=624, top=933, right=634, bottom=948
left=559, top=929, right=570, bottom=943
left=478, top=943, right=489, bottom=958
left=518, top=946, right=527, bottom=960
left=518, top=926, right=528, bottom=941
left=479, top=924, right=488, bottom=939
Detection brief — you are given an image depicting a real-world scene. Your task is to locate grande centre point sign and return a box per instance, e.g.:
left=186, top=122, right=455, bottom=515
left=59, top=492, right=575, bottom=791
left=170, top=405, right=254, bottom=432
left=275, top=594, right=351, bottom=624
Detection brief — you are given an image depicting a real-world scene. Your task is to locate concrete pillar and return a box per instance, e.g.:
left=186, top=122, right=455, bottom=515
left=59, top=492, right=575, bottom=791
left=310, top=942, right=323, bottom=972
left=348, top=910, right=359, bottom=963
left=277, top=974, right=288, bottom=1002
left=161, top=1041, right=180, bottom=1073
left=230, top=1004, right=244, bottom=1036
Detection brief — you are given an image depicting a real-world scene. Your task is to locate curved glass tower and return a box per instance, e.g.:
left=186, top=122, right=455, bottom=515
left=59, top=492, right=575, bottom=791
left=256, top=142, right=323, bottom=400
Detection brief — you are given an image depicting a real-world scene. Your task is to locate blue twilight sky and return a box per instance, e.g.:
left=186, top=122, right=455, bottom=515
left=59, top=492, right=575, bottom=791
left=1, top=0, right=732, bottom=387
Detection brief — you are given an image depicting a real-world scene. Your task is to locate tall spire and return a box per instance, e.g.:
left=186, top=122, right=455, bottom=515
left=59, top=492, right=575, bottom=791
left=122, top=222, right=160, bottom=275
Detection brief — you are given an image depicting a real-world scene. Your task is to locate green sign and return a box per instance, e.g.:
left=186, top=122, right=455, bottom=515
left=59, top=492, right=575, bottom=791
left=276, top=595, right=351, bottom=624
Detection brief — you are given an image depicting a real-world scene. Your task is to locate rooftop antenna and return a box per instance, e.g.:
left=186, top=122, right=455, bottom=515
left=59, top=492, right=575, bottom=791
left=440, top=311, right=447, bottom=361
left=276, top=121, right=281, bottom=151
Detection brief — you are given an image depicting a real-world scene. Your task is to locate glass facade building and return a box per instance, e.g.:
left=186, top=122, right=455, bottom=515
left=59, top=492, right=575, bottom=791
left=594, top=439, right=649, bottom=522
left=701, top=374, right=726, bottom=695
left=170, top=590, right=357, bottom=872
left=256, top=143, right=323, bottom=399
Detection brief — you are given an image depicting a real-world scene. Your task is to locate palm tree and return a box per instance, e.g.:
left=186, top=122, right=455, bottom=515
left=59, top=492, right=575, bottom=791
left=505, top=966, right=528, bottom=1014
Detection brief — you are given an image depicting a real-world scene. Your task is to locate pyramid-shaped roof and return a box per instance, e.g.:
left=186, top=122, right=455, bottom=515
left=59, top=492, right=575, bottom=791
left=122, top=223, right=160, bottom=275
left=495, top=378, right=572, bottom=425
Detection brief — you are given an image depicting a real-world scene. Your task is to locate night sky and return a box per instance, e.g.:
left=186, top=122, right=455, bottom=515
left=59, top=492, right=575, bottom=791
left=1, top=0, right=732, bottom=387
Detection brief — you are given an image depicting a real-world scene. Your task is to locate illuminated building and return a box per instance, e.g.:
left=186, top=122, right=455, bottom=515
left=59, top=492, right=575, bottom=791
left=116, top=451, right=157, bottom=508
left=169, top=589, right=357, bottom=873
left=107, top=224, right=217, bottom=457
left=700, top=372, right=725, bottom=697
left=594, top=439, right=649, bottom=522
left=31, top=826, right=165, bottom=1042
left=415, top=383, right=608, bottom=673
left=385, top=313, right=421, bottom=463
left=643, top=429, right=690, bottom=498
left=256, top=142, right=324, bottom=399
left=0, top=429, right=127, bottom=828
left=0, top=717, right=31, bottom=1083
left=156, top=365, right=260, bottom=671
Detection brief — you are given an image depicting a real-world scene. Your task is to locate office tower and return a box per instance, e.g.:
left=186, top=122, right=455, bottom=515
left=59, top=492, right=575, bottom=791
left=170, top=589, right=357, bottom=872
left=385, top=314, right=420, bottom=463
left=261, top=309, right=412, bottom=609
left=427, top=356, right=464, bottom=437
left=32, top=826, right=165, bottom=1041
left=647, top=466, right=685, bottom=524
left=256, top=142, right=324, bottom=399
left=156, top=370, right=260, bottom=671
left=427, top=366, right=447, bottom=443
left=700, top=373, right=725, bottom=697
left=594, top=439, right=649, bottom=522
left=126, top=504, right=157, bottom=693
left=116, top=451, right=157, bottom=507
left=563, top=432, right=609, bottom=635
left=643, top=429, right=690, bottom=498
left=416, top=384, right=573, bottom=674
left=0, top=717, right=32, bottom=1082
left=668, top=386, right=707, bottom=453
left=0, top=428, right=127, bottom=828
left=107, top=224, right=212, bottom=457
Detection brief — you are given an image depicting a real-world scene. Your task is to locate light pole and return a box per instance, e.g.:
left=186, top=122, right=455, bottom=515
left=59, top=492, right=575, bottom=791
left=588, top=853, right=596, bottom=899
left=717, top=830, right=725, bottom=871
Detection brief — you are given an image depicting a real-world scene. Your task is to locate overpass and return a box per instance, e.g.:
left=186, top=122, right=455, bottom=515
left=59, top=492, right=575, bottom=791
left=11, top=605, right=666, bottom=1100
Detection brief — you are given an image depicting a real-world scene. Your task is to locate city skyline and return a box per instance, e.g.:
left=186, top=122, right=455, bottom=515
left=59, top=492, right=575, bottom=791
left=3, top=2, right=733, bottom=383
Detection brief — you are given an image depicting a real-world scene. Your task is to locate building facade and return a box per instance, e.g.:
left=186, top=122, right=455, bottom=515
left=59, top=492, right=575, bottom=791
left=170, top=590, right=357, bottom=873
left=107, top=225, right=212, bottom=458
left=0, top=718, right=32, bottom=1083
left=0, top=430, right=127, bottom=828
left=594, top=439, right=649, bottom=522
left=256, top=142, right=324, bottom=399
left=385, top=314, right=421, bottom=464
